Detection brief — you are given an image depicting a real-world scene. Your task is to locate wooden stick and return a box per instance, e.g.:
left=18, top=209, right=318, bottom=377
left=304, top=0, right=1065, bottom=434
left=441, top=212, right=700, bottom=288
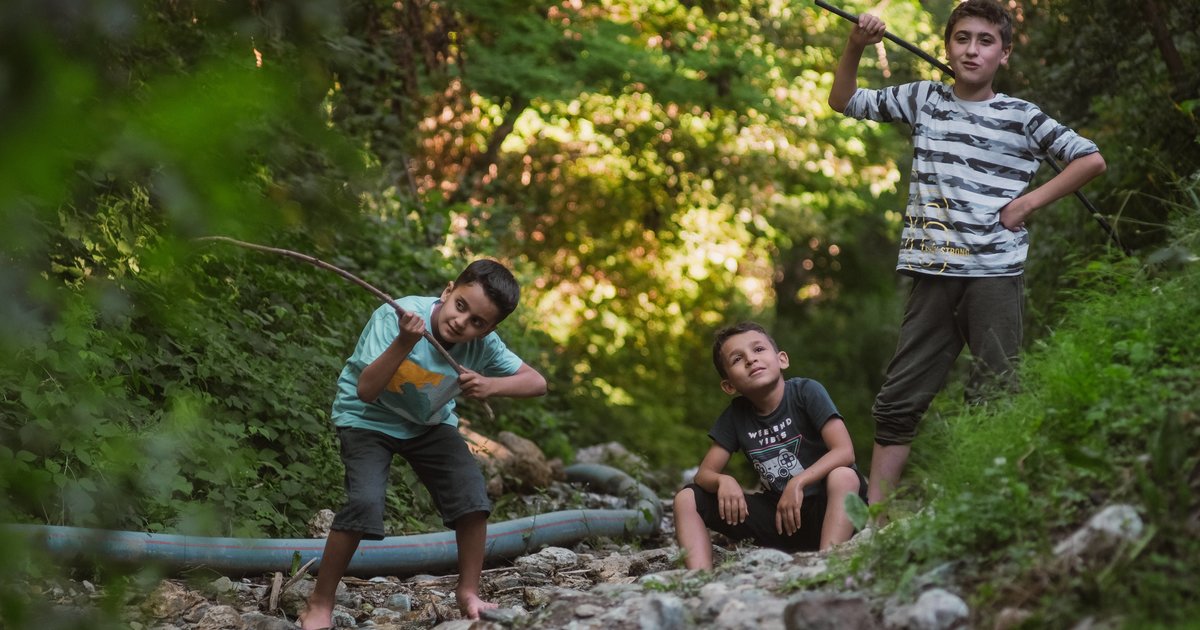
left=268, top=571, right=283, bottom=611
left=196, top=235, right=495, bottom=419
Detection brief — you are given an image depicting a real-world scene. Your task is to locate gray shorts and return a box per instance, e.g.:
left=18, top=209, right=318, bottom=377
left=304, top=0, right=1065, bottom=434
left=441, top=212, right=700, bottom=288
left=333, top=424, right=491, bottom=539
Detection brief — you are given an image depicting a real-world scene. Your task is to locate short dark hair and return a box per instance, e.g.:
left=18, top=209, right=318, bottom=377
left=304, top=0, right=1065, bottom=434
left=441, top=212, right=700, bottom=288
left=455, top=259, right=520, bottom=320
left=712, top=321, right=779, bottom=379
left=945, top=0, right=1013, bottom=49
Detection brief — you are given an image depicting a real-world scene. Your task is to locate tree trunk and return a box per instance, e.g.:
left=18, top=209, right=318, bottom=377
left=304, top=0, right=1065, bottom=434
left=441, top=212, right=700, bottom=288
left=1141, top=0, right=1194, bottom=101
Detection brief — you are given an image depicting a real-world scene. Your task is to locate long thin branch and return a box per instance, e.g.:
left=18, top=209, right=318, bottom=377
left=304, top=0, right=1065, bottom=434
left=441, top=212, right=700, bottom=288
left=196, top=235, right=494, bottom=418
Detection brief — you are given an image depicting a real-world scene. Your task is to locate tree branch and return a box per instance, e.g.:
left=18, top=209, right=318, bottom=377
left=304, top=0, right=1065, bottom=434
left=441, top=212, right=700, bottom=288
left=196, top=235, right=494, bottom=419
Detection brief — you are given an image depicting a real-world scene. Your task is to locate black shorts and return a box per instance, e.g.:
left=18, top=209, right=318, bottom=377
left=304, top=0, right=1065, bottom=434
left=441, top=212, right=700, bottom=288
left=333, top=424, right=491, bottom=539
left=685, top=473, right=866, bottom=552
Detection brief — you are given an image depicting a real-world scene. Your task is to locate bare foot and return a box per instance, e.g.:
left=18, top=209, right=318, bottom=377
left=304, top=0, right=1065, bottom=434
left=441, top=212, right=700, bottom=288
left=456, top=590, right=498, bottom=620
left=298, top=601, right=333, bottom=630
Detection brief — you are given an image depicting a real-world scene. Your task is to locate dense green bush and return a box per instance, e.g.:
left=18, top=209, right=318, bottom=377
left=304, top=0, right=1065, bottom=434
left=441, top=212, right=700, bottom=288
left=1, top=203, right=572, bottom=537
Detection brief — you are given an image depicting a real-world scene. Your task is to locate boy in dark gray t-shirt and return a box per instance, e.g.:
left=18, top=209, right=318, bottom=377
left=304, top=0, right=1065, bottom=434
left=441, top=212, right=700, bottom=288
left=673, top=322, right=867, bottom=569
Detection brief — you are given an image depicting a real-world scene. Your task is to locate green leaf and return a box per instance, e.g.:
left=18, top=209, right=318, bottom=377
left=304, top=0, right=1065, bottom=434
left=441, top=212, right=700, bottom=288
left=844, top=492, right=869, bottom=532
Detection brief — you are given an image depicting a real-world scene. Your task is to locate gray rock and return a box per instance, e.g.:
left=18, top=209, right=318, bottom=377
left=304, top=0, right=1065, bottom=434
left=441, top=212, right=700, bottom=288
left=480, top=606, right=528, bottom=623
left=637, top=593, right=689, bottom=630
left=308, top=509, right=336, bottom=538
left=993, top=607, right=1034, bottom=630
left=735, top=548, right=794, bottom=571
left=331, top=605, right=356, bottom=627
left=784, top=592, right=878, bottom=630
left=195, top=604, right=244, bottom=630
left=240, top=612, right=295, bottom=630
left=1053, top=504, right=1144, bottom=559
left=208, top=577, right=237, bottom=598
left=883, top=588, right=968, bottom=630
left=281, top=578, right=358, bottom=617
left=385, top=593, right=412, bottom=611
left=713, top=594, right=787, bottom=629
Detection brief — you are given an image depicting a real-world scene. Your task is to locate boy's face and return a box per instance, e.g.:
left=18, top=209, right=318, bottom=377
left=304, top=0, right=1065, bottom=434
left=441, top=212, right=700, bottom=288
left=946, top=16, right=1011, bottom=94
left=435, top=281, right=501, bottom=344
left=718, top=331, right=789, bottom=397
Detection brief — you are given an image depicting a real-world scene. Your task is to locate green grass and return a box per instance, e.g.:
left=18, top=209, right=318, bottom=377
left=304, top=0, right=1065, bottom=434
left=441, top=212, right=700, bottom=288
left=846, top=202, right=1200, bottom=627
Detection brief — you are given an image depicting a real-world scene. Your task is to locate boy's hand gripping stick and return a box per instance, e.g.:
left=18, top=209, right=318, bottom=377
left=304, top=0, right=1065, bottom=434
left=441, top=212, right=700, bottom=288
left=814, top=0, right=953, bottom=75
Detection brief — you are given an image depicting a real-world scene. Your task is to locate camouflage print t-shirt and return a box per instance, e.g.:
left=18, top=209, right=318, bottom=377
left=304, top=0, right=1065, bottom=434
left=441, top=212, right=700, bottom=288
left=709, top=378, right=851, bottom=497
left=844, top=81, right=1100, bottom=277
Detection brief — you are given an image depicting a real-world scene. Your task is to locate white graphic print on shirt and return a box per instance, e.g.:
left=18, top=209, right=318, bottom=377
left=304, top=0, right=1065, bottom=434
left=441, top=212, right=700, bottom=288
left=749, top=436, right=804, bottom=488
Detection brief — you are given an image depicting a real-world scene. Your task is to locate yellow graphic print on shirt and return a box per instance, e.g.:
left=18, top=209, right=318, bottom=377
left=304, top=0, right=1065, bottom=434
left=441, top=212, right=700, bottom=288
left=387, top=361, right=447, bottom=393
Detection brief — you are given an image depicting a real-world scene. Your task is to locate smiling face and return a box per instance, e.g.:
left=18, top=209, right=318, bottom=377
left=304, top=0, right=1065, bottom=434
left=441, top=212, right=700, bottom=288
left=946, top=15, right=1011, bottom=100
left=434, top=281, right=502, bottom=344
left=717, top=330, right=790, bottom=397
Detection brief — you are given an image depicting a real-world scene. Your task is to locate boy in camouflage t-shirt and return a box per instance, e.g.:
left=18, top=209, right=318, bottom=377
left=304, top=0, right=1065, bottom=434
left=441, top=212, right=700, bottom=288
left=827, top=0, right=1106, bottom=512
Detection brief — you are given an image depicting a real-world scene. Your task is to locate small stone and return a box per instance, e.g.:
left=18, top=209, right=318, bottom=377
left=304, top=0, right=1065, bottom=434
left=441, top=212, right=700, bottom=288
left=575, top=603, right=605, bottom=618
left=195, top=604, right=244, bottom=630
left=480, top=607, right=527, bottom=623
left=386, top=593, right=412, bottom=611
left=307, top=509, right=336, bottom=538
left=994, top=607, right=1034, bottom=630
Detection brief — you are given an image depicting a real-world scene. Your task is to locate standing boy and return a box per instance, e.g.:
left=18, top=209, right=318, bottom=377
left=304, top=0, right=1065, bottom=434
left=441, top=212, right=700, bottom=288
left=301, top=259, right=547, bottom=628
left=827, top=0, right=1106, bottom=510
left=674, top=322, right=867, bottom=569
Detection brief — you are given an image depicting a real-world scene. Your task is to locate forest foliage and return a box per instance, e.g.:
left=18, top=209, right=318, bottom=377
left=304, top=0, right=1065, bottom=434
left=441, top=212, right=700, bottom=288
left=1, top=0, right=1197, bottom=556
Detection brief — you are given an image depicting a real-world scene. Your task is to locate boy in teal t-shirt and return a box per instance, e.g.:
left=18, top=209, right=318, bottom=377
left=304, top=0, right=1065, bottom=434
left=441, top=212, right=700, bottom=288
left=301, top=260, right=547, bottom=628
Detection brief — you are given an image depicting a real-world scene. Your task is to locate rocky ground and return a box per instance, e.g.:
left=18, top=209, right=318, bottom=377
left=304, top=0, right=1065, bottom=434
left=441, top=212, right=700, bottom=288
left=19, top=440, right=1142, bottom=630
left=20, top=490, right=967, bottom=630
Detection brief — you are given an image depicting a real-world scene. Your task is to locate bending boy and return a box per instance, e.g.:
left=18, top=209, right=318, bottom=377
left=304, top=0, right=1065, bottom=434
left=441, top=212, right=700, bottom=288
left=301, top=259, right=547, bottom=628
left=674, top=322, right=867, bottom=569
left=828, top=0, right=1105, bottom=509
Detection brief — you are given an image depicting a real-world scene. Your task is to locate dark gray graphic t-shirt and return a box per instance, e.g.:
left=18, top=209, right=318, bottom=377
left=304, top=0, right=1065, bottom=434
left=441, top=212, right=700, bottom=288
left=709, top=378, right=845, bottom=497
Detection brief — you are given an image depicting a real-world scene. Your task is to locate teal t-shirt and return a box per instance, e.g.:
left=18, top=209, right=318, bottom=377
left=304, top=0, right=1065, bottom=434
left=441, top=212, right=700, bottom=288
left=331, top=296, right=523, bottom=439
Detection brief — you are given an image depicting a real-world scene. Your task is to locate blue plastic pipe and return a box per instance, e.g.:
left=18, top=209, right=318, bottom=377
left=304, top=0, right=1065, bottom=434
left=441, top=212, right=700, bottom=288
left=3, top=464, right=660, bottom=576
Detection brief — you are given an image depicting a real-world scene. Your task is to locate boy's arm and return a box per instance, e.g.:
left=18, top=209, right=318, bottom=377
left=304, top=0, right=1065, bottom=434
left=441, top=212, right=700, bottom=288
left=458, top=362, right=548, bottom=400
left=357, top=309, right=425, bottom=403
left=790, top=417, right=856, bottom=490
left=828, top=13, right=886, bottom=113
left=776, top=417, right=856, bottom=535
left=692, top=444, right=749, bottom=526
left=1000, top=152, right=1107, bottom=231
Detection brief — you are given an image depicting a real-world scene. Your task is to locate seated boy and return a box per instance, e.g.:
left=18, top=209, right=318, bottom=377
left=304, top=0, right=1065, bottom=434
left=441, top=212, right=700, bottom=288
left=674, top=322, right=867, bottom=568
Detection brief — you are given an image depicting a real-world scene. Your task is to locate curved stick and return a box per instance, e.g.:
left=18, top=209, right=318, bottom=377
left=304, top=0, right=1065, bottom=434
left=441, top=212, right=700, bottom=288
left=195, top=235, right=495, bottom=419
left=815, top=0, right=1130, bottom=255
left=815, top=0, right=953, bottom=76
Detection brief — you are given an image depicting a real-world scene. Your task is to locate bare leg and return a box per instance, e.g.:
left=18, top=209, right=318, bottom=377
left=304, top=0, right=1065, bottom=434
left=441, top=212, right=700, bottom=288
left=300, top=529, right=363, bottom=630
left=866, top=442, right=912, bottom=522
left=673, top=488, right=713, bottom=570
left=819, top=467, right=863, bottom=550
left=453, top=511, right=497, bottom=620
